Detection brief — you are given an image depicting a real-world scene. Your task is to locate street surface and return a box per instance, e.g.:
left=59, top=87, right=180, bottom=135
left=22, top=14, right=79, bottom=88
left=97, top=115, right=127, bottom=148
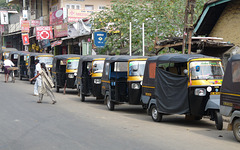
left=0, top=73, right=239, bottom=150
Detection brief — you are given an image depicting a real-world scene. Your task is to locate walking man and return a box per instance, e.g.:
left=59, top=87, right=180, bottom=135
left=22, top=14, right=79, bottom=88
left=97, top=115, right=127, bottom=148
left=34, top=59, right=41, bottom=96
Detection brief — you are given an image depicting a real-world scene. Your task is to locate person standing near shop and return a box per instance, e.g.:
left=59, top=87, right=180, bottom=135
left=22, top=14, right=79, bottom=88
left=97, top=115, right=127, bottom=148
left=3, top=56, right=15, bottom=83
left=34, top=59, right=41, bottom=96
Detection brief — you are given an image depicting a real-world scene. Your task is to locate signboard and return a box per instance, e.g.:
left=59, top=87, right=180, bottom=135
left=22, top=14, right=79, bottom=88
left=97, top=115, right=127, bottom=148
left=54, top=23, right=68, bottom=38
left=94, top=31, right=107, bottom=47
left=68, top=9, right=97, bottom=22
left=39, top=39, right=51, bottom=49
left=51, top=40, right=62, bottom=48
left=0, top=11, right=8, bottom=24
left=50, top=8, right=63, bottom=25
left=21, top=20, right=30, bottom=33
left=23, top=10, right=28, bottom=19
left=0, top=25, right=4, bottom=33
left=31, top=20, right=40, bottom=27
left=22, top=33, right=30, bottom=45
left=36, top=26, right=53, bottom=40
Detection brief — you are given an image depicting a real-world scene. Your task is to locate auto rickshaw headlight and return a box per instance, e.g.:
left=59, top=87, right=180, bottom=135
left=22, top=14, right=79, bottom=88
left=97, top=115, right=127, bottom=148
left=131, top=83, right=140, bottom=89
left=94, top=79, right=101, bottom=84
left=207, top=86, right=212, bottom=92
left=194, top=88, right=206, bottom=96
left=68, top=74, right=74, bottom=78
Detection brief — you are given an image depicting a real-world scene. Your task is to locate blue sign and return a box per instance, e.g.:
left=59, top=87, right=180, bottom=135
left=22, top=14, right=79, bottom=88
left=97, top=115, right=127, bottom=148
left=94, top=31, right=107, bottom=47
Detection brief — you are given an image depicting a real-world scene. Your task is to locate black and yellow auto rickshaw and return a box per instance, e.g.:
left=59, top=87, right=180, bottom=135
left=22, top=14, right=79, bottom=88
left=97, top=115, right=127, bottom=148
left=76, top=55, right=108, bottom=101
left=101, top=56, right=148, bottom=111
left=28, top=53, right=54, bottom=83
left=0, top=48, right=18, bottom=71
left=52, top=54, right=80, bottom=94
left=17, top=51, right=30, bottom=80
left=141, top=54, right=224, bottom=130
left=220, top=54, right=240, bottom=142
left=9, top=51, right=23, bottom=77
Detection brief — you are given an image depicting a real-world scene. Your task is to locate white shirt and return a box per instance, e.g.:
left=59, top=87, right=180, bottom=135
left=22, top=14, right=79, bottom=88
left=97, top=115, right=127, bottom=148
left=3, top=59, right=14, bottom=67
left=35, top=63, right=42, bottom=79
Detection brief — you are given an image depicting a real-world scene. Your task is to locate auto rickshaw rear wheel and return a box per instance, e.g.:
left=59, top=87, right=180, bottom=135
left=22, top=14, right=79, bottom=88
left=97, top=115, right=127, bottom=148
left=150, top=105, right=162, bottom=122
left=214, top=111, right=223, bottom=130
left=233, top=118, right=240, bottom=142
left=106, top=95, right=114, bottom=111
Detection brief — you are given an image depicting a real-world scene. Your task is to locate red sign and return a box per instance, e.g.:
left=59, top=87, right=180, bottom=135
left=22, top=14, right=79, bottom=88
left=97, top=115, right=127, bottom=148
left=0, top=25, right=4, bottom=34
left=50, top=8, right=63, bottom=25
left=22, top=33, right=29, bottom=45
left=68, top=9, right=97, bottom=22
left=21, top=20, right=30, bottom=33
left=51, top=40, right=63, bottom=48
left=54, top=23, right=68, bottom=38
left=31, top=20, right=40, bottom=27
left=36, top=26, right=53, bottom=40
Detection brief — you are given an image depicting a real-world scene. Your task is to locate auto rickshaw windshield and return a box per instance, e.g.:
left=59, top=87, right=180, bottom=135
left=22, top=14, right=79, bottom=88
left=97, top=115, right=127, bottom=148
left=129, top=61, right=146, bottom=76
left=92, top=60, right=104, bottom=73
left=67, top=59, right=79, bottom=70
left=190, top=61, right=224, bottom=80
left=38, top=57, right=53, bottom=65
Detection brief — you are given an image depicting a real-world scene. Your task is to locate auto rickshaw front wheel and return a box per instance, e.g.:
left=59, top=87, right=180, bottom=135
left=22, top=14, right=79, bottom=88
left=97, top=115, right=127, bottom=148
left=56, top=86, right=60, bottom=93
left=150, top=105, right=162, bottom=122
left=233, top=118, right=240, bottom=142
left=214, top=111, right=223, bottom=130
left=106, top=96, right=114, bottom=111
left=80, top=94, right=85, bottom=102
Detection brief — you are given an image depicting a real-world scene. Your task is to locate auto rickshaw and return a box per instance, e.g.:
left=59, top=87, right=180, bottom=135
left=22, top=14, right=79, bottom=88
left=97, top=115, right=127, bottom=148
left=76, top=55, right=108, bottom=102
left=0, top=48, right=18, bottom=71
left=101, top=56, right=148, bottom=111
left=28, top=53, right=54, bottom=83
left=52, top=54, right=80, bottom=94
left=9, top=51, right=23, bottom=77
left=141, top=53, right=224, bottom=130
left=17, top=51, right=30, bottom=80
left=220, top=54, right=240, bottom=142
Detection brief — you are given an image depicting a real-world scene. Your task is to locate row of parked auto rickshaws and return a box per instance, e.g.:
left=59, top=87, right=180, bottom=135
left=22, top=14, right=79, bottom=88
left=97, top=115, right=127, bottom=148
left=3, top=51, right=240, bottom=142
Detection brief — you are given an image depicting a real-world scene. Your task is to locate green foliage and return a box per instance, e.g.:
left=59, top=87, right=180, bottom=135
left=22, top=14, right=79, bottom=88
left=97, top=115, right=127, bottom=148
left=91, top=0, right=208, bottom=55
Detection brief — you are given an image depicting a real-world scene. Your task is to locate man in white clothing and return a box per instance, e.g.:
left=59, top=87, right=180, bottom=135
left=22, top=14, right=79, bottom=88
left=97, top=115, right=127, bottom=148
left=3, top=56, right=15, bottom=83
left=34, top=59, right=42, bottom=96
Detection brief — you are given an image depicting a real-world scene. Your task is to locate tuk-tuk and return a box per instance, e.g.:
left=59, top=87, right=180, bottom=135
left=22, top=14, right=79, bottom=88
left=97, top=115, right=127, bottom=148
left=0, top=48, right=18, bottom=71
left=52, top=54, right=80, bottom=93
left=9, top=51, right=23, bottom=77
left=28, top=53, right=54, bottom=83
left=76, top=55, right=108, bottom=101
left=101, top=56, right=148, bottom=111
left=141, top=54, right=224, bottom=130
left=17, top=51, right=30, bottom=80
left=220, top=54, right=240, bottom=142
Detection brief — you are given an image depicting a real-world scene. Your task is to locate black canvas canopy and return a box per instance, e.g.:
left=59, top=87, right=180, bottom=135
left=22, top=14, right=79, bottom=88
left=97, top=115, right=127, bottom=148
left=155, top=68, right=189, bottom=114
left=148, top=53, right=214, bottom=63
left=105, top=55, right=147, bottom=63
left=221, top=54, right=240, bottom=95
left=29, top=52, right=54, bottom=57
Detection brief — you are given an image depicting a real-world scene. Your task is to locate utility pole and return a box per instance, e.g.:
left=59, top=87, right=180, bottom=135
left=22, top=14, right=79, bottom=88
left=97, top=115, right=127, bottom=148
left=182, top=0, right=196, bottom=54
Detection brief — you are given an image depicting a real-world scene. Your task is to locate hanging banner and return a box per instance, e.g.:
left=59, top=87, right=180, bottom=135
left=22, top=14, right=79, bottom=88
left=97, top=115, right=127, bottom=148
left=54, top=23, right=68, bottom=38
left=21, top=20, right=30, bottom=33
left=22, top=33, right=30, bottom=45
left=31, top=20, right=40, bottom=27
left=39, top=39, right=51, bottom=49
left=50, top=8, right=63, bottom=25
left=0, top=11, right=8, bottom=24
left=36, top=26, right=53, bottom=40
left=0, top=25, right=4, bottom=33
left=67, top=9, right=97, bottom=22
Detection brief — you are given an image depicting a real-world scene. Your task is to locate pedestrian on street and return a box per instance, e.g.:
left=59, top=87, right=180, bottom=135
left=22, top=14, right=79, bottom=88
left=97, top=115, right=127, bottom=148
left=33, top=59, right=41, bottom=96
left=30, top=63, right=56, bottom=104
left=3, top=56, right=15, bottom=83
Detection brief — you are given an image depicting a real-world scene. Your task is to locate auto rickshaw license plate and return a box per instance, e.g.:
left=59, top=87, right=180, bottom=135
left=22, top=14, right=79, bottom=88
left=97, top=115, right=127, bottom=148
left=210, top=92, right=220, bottom=95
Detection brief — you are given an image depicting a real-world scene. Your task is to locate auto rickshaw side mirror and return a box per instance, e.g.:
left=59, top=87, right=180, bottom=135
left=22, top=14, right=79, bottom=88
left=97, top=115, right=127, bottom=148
left=132, top=64, right=139, bottom=71
left=183, top=69, right=188, bottom=75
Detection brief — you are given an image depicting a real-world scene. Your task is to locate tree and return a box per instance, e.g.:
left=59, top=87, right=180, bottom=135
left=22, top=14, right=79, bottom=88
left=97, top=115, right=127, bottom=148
left=91, top=0, right=208, bottom=55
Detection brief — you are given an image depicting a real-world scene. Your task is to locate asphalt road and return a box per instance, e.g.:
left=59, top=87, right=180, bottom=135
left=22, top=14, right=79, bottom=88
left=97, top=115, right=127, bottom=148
left=0, top=73, right=239, bottom=150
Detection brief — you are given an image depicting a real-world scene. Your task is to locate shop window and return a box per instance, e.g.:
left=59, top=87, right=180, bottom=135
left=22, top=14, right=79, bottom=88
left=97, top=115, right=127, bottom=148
left=85, top=5, right=94, bottom=10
